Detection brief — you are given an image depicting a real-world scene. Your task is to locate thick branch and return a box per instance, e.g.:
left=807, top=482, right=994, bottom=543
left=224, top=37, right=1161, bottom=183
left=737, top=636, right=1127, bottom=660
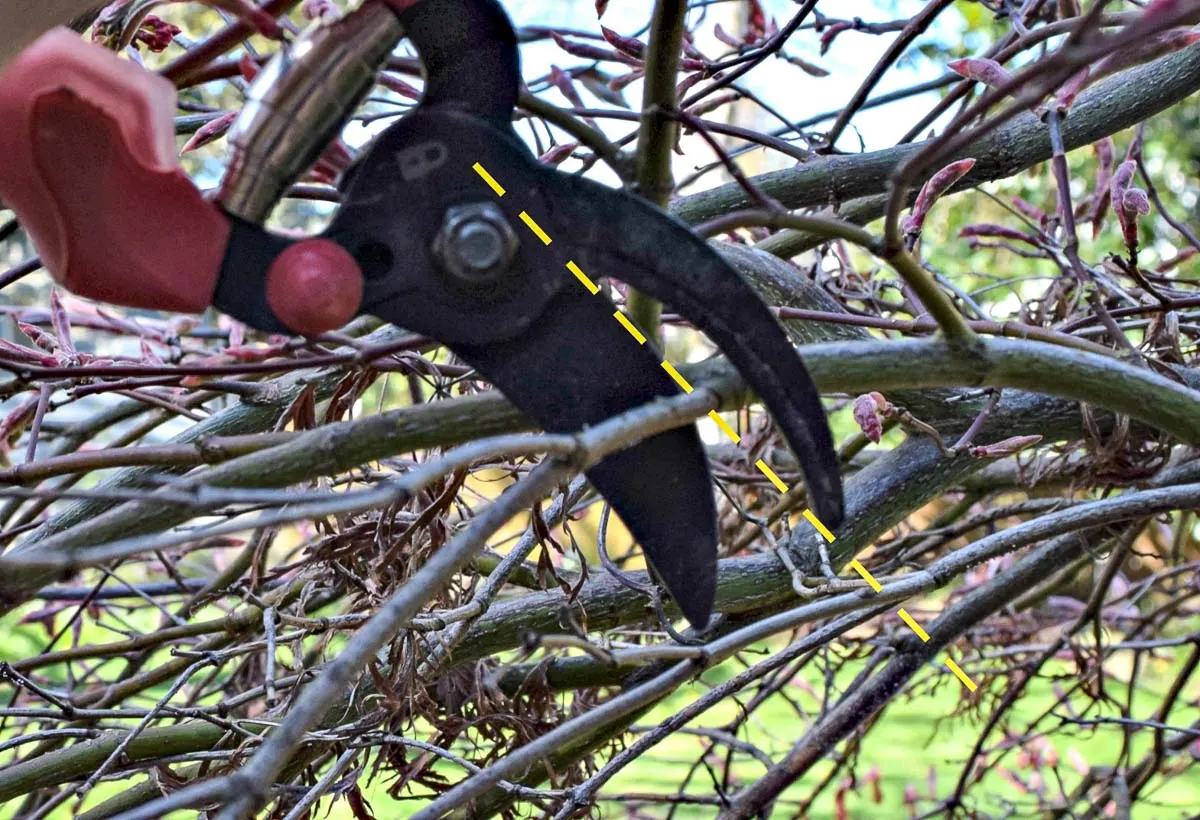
left=671, top=45, right=1200, bottom=225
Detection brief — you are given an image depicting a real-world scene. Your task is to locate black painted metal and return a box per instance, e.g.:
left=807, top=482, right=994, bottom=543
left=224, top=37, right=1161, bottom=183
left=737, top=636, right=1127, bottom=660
left=208, top=0, right=844, bottom=627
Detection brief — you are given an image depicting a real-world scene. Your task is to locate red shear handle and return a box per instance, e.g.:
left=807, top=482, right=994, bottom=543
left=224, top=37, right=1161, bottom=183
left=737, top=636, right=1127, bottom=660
left=0, top=29, right=230, bottom=313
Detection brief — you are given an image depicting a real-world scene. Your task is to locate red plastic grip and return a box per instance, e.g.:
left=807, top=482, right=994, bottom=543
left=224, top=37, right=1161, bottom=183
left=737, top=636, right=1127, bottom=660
left=0, top=29, right=230, bottom=313
left=266, top=239, right=363, bottom=336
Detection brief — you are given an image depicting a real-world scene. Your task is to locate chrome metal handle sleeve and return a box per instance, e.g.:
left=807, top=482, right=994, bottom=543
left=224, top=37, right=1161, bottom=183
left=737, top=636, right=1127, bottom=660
left=217, top=2, right=404, bottom=223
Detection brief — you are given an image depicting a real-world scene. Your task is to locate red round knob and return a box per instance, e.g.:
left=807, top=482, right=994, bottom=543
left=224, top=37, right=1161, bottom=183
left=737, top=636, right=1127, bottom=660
left=265, top=239, right=364, bottom=336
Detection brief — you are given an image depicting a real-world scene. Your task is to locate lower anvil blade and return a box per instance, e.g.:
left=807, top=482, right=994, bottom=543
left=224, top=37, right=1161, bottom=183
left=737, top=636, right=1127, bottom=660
left=452, top=285, right=717, bottom=627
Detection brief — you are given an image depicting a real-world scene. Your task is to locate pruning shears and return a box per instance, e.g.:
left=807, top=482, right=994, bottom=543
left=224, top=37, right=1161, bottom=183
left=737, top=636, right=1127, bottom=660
left=0, top=0, right=843, bottom=627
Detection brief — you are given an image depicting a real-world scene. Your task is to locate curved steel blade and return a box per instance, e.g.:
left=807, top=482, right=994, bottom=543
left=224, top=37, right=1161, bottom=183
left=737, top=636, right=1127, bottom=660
left=448, top=284, right=717, bottom=627
left=530, top=171, right=845, bottom=530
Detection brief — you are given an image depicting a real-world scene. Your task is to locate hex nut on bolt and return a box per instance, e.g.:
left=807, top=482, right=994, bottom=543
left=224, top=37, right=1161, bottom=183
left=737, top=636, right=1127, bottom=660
left=432, top=202, right=519, bottom=284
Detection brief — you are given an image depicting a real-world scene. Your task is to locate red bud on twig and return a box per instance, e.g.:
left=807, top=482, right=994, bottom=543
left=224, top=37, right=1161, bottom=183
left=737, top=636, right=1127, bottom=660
left=969, top=434, right=1043, bottom=458
left=947, top=57, right=1013, bottom=89
left=903, top=158, right=976, bottom=238
left=1110, top=160, right=1148, bottom=250
left=959, top=223, right=1041, bottom=248
left=820, top=22, right=853, bottom=55
left=551, top=32, right=638, bottom=65
left=49, top=290, right=76, bottom=359
left=550, top=66, right=586, bottom=110
left=852, top=392, right=887, bottom=443
left=181, top=111, right=238, bottom=154
left=538, top=142, right=578, bottom=167
left=601, top=26, right=646, bottom=60
left=135, top=15, right=181, bottom=52
left=17, top=321, right=58, bottom=354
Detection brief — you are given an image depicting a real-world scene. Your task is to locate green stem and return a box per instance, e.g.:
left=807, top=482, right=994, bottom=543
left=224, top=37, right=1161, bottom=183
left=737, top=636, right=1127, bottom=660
left=630, top=0, right=688, bottom=342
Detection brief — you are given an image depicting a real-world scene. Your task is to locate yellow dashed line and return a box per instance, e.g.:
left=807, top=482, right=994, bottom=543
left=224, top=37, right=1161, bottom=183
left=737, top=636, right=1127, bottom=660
left=898, top=608, right=930, bottom=642
left=471, top=158, right=978, bottom=694
left=567, top=261, right=600, bottom=294
left=472, top=162, right=506, bottom=197
left=754, top=459, right=788, bottom=493
left=944, top=658, right=977, bottom=691
left=848, top=559, right=883, bottom=592
left=707, top=410, right=741, bottom=444
left=661, top=361, right=693, bottom=394
left=519, top=211, right=552, bottom=245
left=614, top=311, right=647, bottom=344
left=802, top=509, right=835, bottom=543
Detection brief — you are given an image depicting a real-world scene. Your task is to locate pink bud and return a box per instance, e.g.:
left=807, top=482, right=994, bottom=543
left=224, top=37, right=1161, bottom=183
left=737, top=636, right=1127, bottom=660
left=0, top=395, right=40, bottom=453
left=1109, top=160, right=1136, bottom=210
left=904, top=158, right=977, bottom=237
left=139, top=339, right=165, bottom=366
left=853, top=393, right=885, bottom=443
left=713, top=23, right=742, bottom=49
left=969, top=435, right=1043, bottom=458
left=610, top=69, right=645, bottom=92
left=947, top=58, right=1013, bottom=89
left=601, top=26, right=646, bottom=60
left=551, top=32, right=635, bottom=65
left=1122, top=187, right=1150, bottom=215
left=959, top=223, right=1041, bottom=247
left=1011, top=197, right=1049, bottom=227
left=238, top=54, right=260, bottom=82
left=820, top=22, right=853, bottom=56
left=0, top=337, right=58, bottom=367
left=538, top=142, right=578, bottom=166
left=550, top=66, right=585, bottom=109
left=675, top=72, right=705, bottom=97
left=49, top=290, right=75, bottom=358
left=17, top=321, right=58, bottom=354
left=135, top=15, right=181, bottom=52
left=181, top=111, right=238, bottom=154
left=378, top=72, right=421, bottom=101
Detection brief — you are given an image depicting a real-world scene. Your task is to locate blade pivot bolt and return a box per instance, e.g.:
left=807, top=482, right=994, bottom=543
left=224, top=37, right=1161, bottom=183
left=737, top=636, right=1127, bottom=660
left=433, top=202, right=519, bottom=284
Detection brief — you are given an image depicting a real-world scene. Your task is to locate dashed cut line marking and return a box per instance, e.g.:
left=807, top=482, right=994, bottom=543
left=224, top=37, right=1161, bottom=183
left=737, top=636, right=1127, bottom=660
left=614, top=311, right=648, bottom=344
left=519, top=211, right=552, bottom=245
left=945, top=658, right=978, bottom=692
left=803, top=509, right=835, bottom=543
left=660, top=361, right=693, bottom=394
left=754, top=459, right=788, bottom=494
left=707, top=410, right=741, bottom=444
left=472, top=162, right=505, bottom=197
left=848, top=559, right=883, bottom=593
left=470, top=161, right=978, bottom=692
left=567, top=260, right=600, bottom=294
left=898, top=608, right=930, bottom=642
